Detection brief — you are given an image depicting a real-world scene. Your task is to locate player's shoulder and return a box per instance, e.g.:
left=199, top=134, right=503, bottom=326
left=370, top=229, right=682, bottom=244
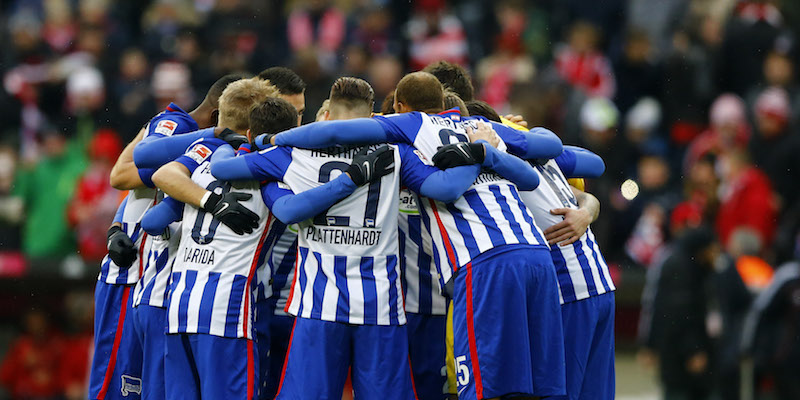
left=147, top=103, right=199, bottom=137
left=183, top=137, right=225, bottom=163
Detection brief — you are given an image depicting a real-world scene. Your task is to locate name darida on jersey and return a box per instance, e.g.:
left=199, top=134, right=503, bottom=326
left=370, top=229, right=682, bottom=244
left=182, top=246, right=216, bottom=265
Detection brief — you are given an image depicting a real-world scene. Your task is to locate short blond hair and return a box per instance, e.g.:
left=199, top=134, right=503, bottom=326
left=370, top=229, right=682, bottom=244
left=218, top=78, right=279, bottom=132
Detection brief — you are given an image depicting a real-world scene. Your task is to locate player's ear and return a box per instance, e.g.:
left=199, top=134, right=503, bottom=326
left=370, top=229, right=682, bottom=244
left=210, top=109, right=219, bottom=126
left=323, top=110, right=330, bottom=121
left=246, top=128, right=252, bottom=142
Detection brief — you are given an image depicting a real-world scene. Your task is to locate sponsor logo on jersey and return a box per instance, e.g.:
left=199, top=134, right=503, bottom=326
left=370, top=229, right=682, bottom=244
left=188, top=144, right=212, bottom=164
left=154, top=120, right=178, bottom=136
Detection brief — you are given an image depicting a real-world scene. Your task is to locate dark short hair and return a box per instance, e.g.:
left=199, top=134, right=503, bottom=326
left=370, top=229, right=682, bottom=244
left=444, top=90, right=469, bottom=116
left=330, top=77, right=374, bottom=108
left=381, top=92, right=395, bottom=115
left=249, top=97, right=299, bottom=135
left=395, top=72, right=444, bottom=113
left=422, top=61, right=475, bottom=101
left=465, top=100, right=501, bottom=122
left=205, top=73, right=250, bottom=108
left=258, top=67, right=306, bottom=95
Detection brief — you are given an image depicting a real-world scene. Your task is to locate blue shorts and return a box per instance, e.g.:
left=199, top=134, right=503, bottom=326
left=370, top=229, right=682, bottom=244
left=263, top=313, right=294, bottom=400
left=253, top=301, right=272, bottom=399
left=551, top=292, right=616, bottom=400
left=89, top=281, right=143, bottom=400
left=164, top=333, right=258, bottom=400
left=407, top=313, right=448, bottom=399
left=452, top=245, right=566, bottom=399
left=275, top=318, right=415, bottom=400
left=130, top=305, right=166, bottom=400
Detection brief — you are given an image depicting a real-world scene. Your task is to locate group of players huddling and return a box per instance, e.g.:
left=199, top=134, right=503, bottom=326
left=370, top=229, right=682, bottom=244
left=90, top=61, right=615, bottom=400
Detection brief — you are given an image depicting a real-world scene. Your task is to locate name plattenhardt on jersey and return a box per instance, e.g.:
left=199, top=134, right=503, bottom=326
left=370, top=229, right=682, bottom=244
left=305, top=225, right=382, bottom=246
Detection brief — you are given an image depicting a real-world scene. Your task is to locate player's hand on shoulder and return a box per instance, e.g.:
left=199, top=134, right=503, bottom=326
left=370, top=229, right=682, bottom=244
left=346, top=145, right=395, bottom=186
left=107, top=225, right=136, bottom=268
left=252, top=133, right=278, bottom=150
left=218, top=128, right=249, bottom=150
left=432, top=142, right=485, bottom=170
left=202, top=192, right=260, bottom=235
left=467, top=121, right=500, bottom=148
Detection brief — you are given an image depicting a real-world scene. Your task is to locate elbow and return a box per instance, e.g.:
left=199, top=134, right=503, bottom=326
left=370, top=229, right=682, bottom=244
left=151, top=167, right=167, bottom=188
left=516, top=174, right=540, bottom=192
left=140, top=218, right=162, bottom=236
left=528, top=128, right=563, bottom=159
left=210, top=161, right=234, bottom=181
left=541, top=135, right=564, bottom=159
left=132, top=142, right=149, bottom=168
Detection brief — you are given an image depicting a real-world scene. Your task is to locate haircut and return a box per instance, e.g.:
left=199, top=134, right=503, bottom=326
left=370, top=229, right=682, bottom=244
left=257, top=67, right=306, bottom=95
left=444, top=90, right=469, bottom=116
left=395, top=72, right=444, bottom=114
left=249, top=97, right=299, bottom=135
left=465, top=100, right=501, bottom=122
left=204, top=73, right=250, bottom=108
left=422, top=60, right=475, bottom=101
left=218, top=78, right=279, bottom=132
left=328, top=77, right=374, bottom=119
left=316, top=99, right=330, bottom=122
left=381, top=92, right=395, bottom=115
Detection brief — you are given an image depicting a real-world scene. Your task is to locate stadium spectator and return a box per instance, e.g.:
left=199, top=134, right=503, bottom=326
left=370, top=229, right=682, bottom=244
left=0, top=308, right=64, bottom=399
left=67, top=129, right=123, bottom=263
left=554, top=21, right=616, bottom=99
left=405, top=0, right=469, bottom=70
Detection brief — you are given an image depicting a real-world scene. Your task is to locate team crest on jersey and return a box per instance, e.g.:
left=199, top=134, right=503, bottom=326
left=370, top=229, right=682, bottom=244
left=188, top=144, right=212, bottom=163
left=154, top=120, right=178, bottom=136
left=120, top=375, right=142, bottom=396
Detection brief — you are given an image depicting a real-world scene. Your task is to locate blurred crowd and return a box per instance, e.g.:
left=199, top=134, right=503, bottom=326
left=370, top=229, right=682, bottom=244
left=0, top=0, right=798, bottom=398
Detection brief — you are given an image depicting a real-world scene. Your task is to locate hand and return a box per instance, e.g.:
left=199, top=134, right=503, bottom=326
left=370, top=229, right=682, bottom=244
left=253, top=133, right=278, bottom=150
left=347, top=145, right=395, bottom=186
left=467, top=121, right=500, bottom=148
left=503, top=114, right=529, bottom=128
left=202, top=192, right=260, bottom=235
left=432, top=142, right=485, bottom=169
left=543, top=208, right=592, bottom=246
left=107, top=225, right=136, bottom=268
left=218, top=128, right=249, bottom=149
left=686, top=352, right=708, bottom=375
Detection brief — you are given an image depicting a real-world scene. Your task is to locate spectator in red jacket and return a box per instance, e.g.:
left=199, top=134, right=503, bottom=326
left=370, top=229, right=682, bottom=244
left=716, top=150, right=778, bottom=248
left=67, top=129, right=123, bottom=262
left=555, top=21, right=616, bottom=98
left=0, top=308, right=64, bottom=399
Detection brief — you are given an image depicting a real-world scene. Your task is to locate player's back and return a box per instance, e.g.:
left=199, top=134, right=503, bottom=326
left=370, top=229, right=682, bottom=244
left=278, top=144, right=404, bottom=326
left=168, top=139, right=271, bottom=339
left=376, top=111, right=547, bottom=282
left=520, top=158, right=615, bottom=303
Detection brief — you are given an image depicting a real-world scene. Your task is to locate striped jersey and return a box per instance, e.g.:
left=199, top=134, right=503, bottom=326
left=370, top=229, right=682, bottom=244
left=398, top=188, right=447, bottom=315
left=167, top=138, right=271, bottom=339
left=520, top=157, right=615, bottom=304
left=246, top=143, right=441, bottom=325
left=260, top=216, right=297, bottom=318
left=98, top=103, right=198, bottom=285
left=374, top=112, right=548, bottom=282
left=133, top=199, right=182, bottom=309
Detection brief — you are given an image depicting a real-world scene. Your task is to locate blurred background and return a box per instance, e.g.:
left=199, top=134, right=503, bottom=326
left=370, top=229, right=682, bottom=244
left=0, top=0, right=798, bottom=399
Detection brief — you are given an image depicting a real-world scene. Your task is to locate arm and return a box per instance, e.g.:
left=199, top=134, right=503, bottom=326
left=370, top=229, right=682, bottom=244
left=265, top=176, right=357, bottom=224
left=273, top=118, right=388, bottom=148
left=481, top=143, right=540, bottom=191
left=151, top=162, right=208, bottom=208
left=133, top=127, right=216, bottom=169
left=543, top=186, right=601, bottom=246
left=210, top=144, right=258, bottom=181
left=418, top=165, right=481, bottom=203
left=141, top=197, right=184, bottom=235
left=556, top=145, right=606, bottom=178
left=110, top=127, right=147, bottom=190
left=491, top=124, right=563, bottom=160
left=210, top=145, right=291, bottom=182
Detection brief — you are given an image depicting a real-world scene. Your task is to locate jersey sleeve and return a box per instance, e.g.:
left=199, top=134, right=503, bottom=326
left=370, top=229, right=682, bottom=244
left=557, top=145, right=605, bottom=178
left=554, top=148, right=577, bottom=177
left=260, top=181, right=294, bottom=210
left=372, top=113, right=424, bottom=144
left=397, top=143, right=439, bottom=193
left=242, top=146, right=293, bottom=182
left=140, top=197, right=184, bottom=235
left=174, top=138, right=224, bottom=174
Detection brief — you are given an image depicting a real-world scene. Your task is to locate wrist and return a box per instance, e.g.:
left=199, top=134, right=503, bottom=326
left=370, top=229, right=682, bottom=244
left=200, top=191, right=218, bottom=211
